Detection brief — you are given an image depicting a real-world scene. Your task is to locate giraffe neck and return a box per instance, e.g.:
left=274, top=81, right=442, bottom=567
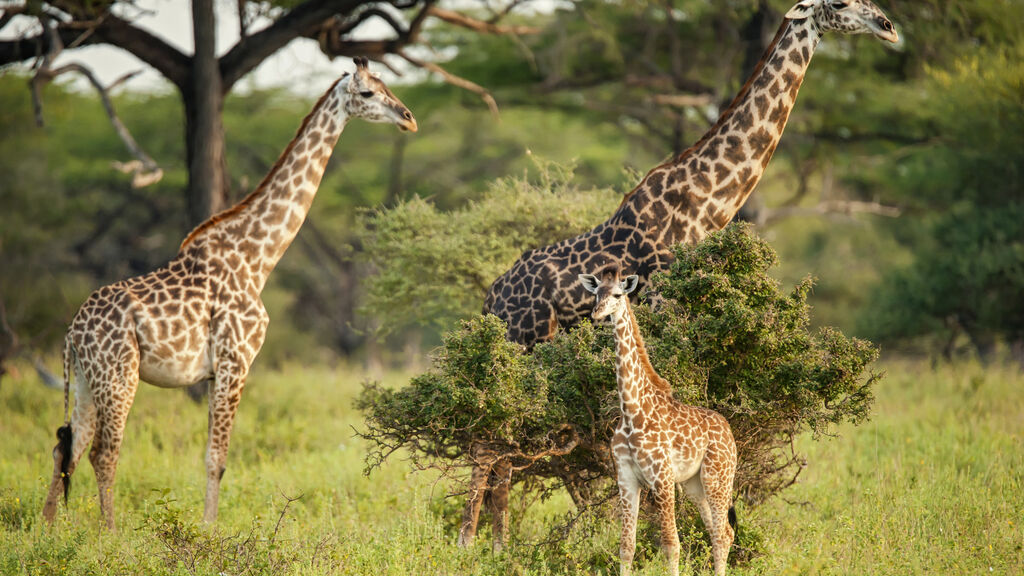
left=613, top=16, right=820, bottom=244
left=611, top=303, right=671, bottom=417
left=178, top=79, right=349, bottom=292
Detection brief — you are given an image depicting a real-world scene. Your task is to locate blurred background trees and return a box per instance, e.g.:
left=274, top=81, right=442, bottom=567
left=1, top=0, right=1022, bottom=376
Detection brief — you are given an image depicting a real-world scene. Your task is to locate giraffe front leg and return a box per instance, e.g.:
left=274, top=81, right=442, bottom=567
left=652, top=477, right=680, bottom=576
left=613, top=442, right=642, bottom=576
left=90, top=376, right=139, bottom=531
left=203, top=362, right=248, bottom=524
left=617, top=472, right=641, bottom=576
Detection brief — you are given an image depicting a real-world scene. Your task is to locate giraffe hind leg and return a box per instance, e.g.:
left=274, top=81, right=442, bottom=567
left=486, top=457, right=512, bottom=553
left=700, top=457, right=736, bottom=576
left=457, top=459, right=492, bottom=547
left=683, top=473, right=715, bottom=539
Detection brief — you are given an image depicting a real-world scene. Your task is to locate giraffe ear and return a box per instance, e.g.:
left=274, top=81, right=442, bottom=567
left=578, top=274, right=600, bottom=295
left=785, top=0, right=818, bottom=20
left=620, top=275, right=639, bottom=295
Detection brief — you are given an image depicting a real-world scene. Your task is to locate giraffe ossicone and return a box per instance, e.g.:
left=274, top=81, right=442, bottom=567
left=41, top=58, right=416, bottom=531
left=459, top=0, right=899, bottom=549
left=580, top=270, right=738, bottom=576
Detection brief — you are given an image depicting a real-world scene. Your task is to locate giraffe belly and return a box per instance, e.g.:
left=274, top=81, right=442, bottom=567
left=136, top=321, right=214, bottom=388
left=139, top=347, right=213, bottom=388
left=671, top=452, right=703, bottom=484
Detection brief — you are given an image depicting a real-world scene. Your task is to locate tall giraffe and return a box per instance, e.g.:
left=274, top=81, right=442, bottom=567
left=459, top=0, right=898, bottom=549
left=41, top=58, right=417, bottom=530
left=579, top=270, right=737, bottom=576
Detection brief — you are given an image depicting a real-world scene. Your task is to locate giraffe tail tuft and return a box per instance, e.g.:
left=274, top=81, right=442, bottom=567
left=55, top=424, right=73, bottom=504
left=728, top=506, right=737, bottom=531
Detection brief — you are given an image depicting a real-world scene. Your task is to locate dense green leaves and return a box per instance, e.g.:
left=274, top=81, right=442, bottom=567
left=862, top=43, right=1024, bottom=357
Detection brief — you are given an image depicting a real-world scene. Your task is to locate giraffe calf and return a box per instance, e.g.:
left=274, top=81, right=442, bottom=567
left=580, top=271, right=738, bottom=576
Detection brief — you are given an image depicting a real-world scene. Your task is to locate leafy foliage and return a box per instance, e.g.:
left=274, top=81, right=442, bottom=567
left=862, top=44, right=1024, bottom=358
left=358, top=223, right=881, bottom=524
left=357, top=315, right=570, bottom=471
left=357, top=160, right=621, bottom=335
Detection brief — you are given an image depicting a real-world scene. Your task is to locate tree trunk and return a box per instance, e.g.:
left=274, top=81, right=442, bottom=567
left=184, top=0, right=230, bottom=229
left=183, top=0, right=228, bottom=402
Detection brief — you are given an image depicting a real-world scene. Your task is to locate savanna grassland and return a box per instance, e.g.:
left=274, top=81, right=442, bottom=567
left=1, top=358, right=1021, bottom=575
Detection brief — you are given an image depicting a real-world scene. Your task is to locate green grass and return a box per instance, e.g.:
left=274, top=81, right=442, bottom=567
left=1, top=358, right=1021, bottom=575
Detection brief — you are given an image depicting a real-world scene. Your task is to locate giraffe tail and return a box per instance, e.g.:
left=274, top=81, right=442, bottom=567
left=56, top=334, right=74, bottom=503
left=55, top=425, right=72, bottom=504
left=728, top=506, right=737, bottom=531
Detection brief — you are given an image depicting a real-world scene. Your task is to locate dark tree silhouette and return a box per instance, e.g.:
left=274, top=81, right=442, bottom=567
left=0, top=0, right=535, bottom=228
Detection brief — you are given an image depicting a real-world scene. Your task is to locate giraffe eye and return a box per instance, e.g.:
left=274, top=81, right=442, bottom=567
left=359, top=91, right=374, bottom=98
left=830, top=0, right=848, bottom=8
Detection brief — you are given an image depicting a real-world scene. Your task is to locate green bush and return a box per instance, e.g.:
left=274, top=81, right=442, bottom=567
left=358, top=223, right=881, bottom=526
left=357, top=315, right=569, bottom=469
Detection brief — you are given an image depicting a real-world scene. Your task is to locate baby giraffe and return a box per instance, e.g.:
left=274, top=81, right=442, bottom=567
left=579, top=270, right=738, bottom=576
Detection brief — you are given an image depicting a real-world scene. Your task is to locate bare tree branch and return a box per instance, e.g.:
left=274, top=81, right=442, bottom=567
left=237, top=0, right=248, bottom=39
left=220, top=0, right=367, bottom=89
left=334, top=7, right=407, bottom=37
left=0, top=6, right=27, bottom=33
left=314, top=0, right=436, bottom=61
left=761, top=199, right=901, bottom=227
left=400, top=49, right=499, bottom=117
left=649, top=93, right=714, bottom=108
left=29, top=16, right=162, bottom=187
left=48, top=63, right=162, bottom=186
left=425, top=6, right=540, bottom=35
left=0, top=11, right=190, bottom=87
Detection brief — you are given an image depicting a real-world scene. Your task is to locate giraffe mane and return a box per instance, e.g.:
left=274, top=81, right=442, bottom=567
left=624, top=304, right=674, bottom=395
left=615, top=19, right=793, bottom=210
left=178, top=75, right=346, bottom=254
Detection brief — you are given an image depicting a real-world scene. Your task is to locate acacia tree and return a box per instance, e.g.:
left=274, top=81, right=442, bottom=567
left=359, top=223, right=880, bottom=553
left=0, top=0, right=536, bottom=229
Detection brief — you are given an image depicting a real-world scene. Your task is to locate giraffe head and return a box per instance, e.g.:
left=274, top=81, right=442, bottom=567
left=579, top=271, right=639, bottom=321
left=785, top=0, right=899, bottom=44
left=340, top=57, right=418, bottom=132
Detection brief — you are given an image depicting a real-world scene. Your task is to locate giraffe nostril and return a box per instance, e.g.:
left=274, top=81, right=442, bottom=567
left=402, top=110, right=412, bottom=120
left=880, top=18, right=892, bottom=32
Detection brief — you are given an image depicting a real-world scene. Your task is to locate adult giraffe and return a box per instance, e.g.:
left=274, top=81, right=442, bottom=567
left=459, top=0, right=899, bottom=550
left=42, top=58, right=417, bottom=530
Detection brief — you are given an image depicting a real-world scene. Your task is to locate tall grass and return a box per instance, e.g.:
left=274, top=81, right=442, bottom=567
left=1, top=358, right=1020, bottom=574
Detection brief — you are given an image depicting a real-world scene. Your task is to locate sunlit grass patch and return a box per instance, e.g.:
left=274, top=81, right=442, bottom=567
left=1, top=359, right=1021, bottom=574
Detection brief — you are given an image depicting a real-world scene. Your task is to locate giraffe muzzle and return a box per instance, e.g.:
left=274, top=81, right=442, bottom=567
left=873, top=17, right=899, bottom=44
left=397, top=109, right=418, bottom=133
